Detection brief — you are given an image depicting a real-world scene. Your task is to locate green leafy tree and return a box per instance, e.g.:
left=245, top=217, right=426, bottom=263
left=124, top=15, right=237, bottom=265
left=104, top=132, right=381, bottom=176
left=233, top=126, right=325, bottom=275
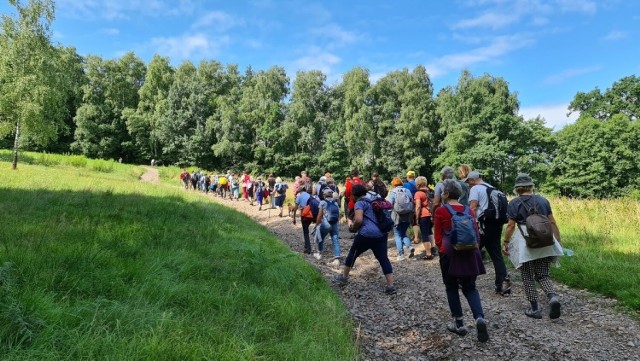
left=72, top=53, right=146, bottom=161
left=569, top=75, right=640, bottom=122
left=435, top=70, right=525, bottom=189
left=342, top=67, right=375, bottom=175
left=122, top=54, right=174, bottom=163
left=551, top=115, right=640, bottom=198
left=371, top=66, right=438, bottom=179
left=0, top=0, right=67, bottom=169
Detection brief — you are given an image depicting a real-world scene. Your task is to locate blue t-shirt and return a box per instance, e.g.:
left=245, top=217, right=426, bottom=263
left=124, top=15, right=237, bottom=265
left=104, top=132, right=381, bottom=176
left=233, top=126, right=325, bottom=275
left=403, top=180, right=417, bottom=197
left=355, top=199, right=384, bottom=238
left=295, top=192, right=311, bottom=208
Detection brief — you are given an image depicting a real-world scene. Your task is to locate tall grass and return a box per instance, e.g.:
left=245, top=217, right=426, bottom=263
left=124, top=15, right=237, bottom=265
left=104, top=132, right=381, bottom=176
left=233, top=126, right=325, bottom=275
left=549, top=196, right=640, bottom=311
left=0, top=160, right=357, bottom=360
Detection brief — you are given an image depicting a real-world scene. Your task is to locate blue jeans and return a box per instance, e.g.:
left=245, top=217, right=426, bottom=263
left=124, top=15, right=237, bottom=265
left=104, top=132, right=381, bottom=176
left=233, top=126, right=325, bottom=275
left=345, top=234, right=393, bottom=275
left=393, top=222, right=412, bottom=256
left=439, top=254, right=484, bottom=320
left=318, top=220, right=341, bottom=257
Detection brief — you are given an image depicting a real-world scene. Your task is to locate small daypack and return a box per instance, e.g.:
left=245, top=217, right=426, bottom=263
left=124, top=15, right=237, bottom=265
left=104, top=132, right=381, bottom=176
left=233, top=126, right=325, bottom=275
left=393, top=188, right=414, bottom=215
left=276, top=183, right=287, bottom=195
left=481, top=184, right=509, bottom=224
left=517, top=196, right=554, bottom=248
left=367, top=198, right=394, bottom=233
left=325, top=200, right=340, bottom=224
left=301, top=196, right=321, bottom=222
left=444, top=204, right=479, bottom=251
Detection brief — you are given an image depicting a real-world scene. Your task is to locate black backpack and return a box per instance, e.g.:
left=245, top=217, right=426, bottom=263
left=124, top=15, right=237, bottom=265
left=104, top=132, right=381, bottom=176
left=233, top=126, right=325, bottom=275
left=480, top=184, right=508, bottom=224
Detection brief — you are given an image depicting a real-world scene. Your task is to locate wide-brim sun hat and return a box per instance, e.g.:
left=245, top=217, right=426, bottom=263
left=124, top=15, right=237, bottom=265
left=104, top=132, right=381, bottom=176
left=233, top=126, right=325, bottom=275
left=514, top=173, right=534, bottom=187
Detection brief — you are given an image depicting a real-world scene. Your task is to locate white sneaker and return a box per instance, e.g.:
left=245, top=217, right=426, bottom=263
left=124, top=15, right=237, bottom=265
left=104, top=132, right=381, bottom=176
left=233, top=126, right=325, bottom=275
left=397, top=255, right=405, bottom=261
left=331, top=258, right=340, bottom=267
left=313, top=252, right=322, bottom=260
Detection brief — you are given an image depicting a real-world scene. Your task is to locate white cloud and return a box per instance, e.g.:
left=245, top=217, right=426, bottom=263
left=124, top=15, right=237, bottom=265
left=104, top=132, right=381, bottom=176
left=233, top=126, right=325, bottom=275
left=56, top=0, right=196, bottom=20
left=310, top=23, right=360, bottom=48
left=191, top=11, right=241, bottom=31
left=426, top=35, right=533, bottom=78
left=542, top=66, right=601, bottom=85
left=453, top=12, right=519, bottom=30
left=102, top=28, right=120, bottom=36
left=601, top=30, right=628, bottom=41
left=292, top=48, right=341, bottom=75
left=555, top=0, right=597, bottom=14
left=151, top=33, right=230, bottom=62
left=520, top=103, right=579, bottom=130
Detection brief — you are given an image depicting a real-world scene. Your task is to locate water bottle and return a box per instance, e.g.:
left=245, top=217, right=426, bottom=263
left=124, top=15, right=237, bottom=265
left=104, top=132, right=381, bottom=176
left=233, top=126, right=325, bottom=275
left=563, top=248, right=574, bottom=257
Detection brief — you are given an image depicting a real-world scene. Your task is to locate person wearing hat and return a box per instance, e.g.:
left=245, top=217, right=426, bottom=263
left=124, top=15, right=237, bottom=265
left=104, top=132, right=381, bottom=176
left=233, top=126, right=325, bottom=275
left=466, top=171, right=510, bottom=295
left=502, top=173, right=564, bottom=320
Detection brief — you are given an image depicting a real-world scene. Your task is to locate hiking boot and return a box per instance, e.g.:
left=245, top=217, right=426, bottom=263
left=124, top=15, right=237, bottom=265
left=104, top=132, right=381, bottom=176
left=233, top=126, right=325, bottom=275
left=447, top=323, right=468, bottom=336
left=331, top=274, right=348, bottom=286
left=384, top=285, right=397, bottom=295
left=549, top=297, right=561, bottom=319
left=409, top=248, right=415, bottom=258
left=476, top=318, right=489, bottom=343
left=525, top=308, right=542, bottom=319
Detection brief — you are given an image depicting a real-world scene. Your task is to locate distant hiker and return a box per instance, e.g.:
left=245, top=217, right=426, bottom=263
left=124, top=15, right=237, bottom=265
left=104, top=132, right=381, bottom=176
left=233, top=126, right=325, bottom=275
left=390, top=177, right=415, bottom=261
left=218, top=174, right=229, bottom=199
left=344, top=170, right=364, bottom=223
left=230, top=173, right=240, bottom=201
left=434, top=179, right=489, bottom=343
left=332, top=184, right=397, bottom=295
left=466, top=171, right=510, bottom=295
left=274, top=177, right=288, bottom=217
left=255, top=177, right=267, bottom=210
left=180, top=169, right=190, bottom=189
left=245, top=175, right=255, bottom=206
left=241, top=171, right=249, bottom=201
left=414, top=176, right=437, bottom=260
left=502, top=173, right=564, bottom=320
left=368, top=172, right=388, bottom=198
left=267, top=173, right=276, bottom=208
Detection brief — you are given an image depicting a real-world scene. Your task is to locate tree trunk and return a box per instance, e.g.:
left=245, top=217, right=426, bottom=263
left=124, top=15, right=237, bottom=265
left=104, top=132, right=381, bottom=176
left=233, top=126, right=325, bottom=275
left=12, top=121, right=20, bottom=170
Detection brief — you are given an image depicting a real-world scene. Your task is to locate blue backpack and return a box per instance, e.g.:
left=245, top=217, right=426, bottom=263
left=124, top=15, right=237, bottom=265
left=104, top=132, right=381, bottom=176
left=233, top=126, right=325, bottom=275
left=362, top=198, right=394, bottom=233
left=325, top=200, right=340, bottom=224
left=444, top=204, right=479, bottom=251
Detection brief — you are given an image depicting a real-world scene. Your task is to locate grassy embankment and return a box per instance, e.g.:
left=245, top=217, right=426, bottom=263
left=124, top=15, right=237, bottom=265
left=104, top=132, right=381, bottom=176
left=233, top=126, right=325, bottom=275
left=0, top=151, right=357, bottom=360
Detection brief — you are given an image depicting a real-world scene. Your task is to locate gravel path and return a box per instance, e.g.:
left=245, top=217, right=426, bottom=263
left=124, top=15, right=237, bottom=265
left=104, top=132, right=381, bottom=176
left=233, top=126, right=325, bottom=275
left=144, top=171, right=640, bottom=360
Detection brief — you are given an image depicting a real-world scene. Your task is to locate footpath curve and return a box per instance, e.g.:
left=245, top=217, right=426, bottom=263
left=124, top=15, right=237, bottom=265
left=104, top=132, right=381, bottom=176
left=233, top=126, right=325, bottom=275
left=143, top=169, right=640, bottom=360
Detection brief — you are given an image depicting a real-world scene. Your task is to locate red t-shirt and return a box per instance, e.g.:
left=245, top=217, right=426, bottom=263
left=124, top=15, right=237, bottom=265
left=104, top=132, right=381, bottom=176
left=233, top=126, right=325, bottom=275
left=434, top=204, right=479, bottom=254
left=345, top=177, right=363, bottom=209
left=414, top=189, right=431, bottom=218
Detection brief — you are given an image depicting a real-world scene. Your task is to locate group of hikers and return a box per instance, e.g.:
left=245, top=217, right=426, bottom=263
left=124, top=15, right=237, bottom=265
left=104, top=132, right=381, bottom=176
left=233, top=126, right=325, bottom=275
left=179, top=165, right=565, bottom=343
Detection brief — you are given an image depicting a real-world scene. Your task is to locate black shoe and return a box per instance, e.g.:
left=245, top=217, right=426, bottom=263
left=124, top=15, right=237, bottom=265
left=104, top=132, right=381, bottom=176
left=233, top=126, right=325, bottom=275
left=549, top=297, right=561, bottom=319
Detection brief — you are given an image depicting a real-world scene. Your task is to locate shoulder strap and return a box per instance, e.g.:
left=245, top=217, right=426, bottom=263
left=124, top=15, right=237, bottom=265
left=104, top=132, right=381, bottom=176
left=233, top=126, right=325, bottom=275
left=517, top=196, right=535, bottom=215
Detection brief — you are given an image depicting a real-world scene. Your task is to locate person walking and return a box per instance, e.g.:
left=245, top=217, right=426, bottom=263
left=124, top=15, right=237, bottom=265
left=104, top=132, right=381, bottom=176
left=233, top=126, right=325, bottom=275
left=389, top=177, right=415, bottom=261
left=315, top=187, right=342, bottom=266
left=414, top=176, right=437, bottom=260
left=434, top=179, right=489, bottom=343
left=466, top=171, right=510, bottom=295
left=293, top=183, right=314, bottom=254
left=502, top=173, right=564, bottom=320
left=274, top=177, right=288, bottom=217
left=332, top=184, right=397, bottom=295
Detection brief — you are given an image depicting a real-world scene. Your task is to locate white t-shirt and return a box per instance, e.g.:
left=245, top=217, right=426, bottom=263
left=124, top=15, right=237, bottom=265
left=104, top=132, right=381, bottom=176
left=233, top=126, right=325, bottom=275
left=468, top=182, right=493, bottom=219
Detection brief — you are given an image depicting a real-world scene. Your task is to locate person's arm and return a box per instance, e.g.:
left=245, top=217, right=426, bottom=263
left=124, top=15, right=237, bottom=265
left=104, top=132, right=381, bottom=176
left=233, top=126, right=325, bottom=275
left=502, top=219, right=516, bottom=255
left=548, top=214, right=562, bottom=245
left=414, top=193, right=422, bottom=221
left=469, top=200, right=479, bottom=214
left=350, top=209, right=364, bottom=232
left=293, top=198, right=300, bottom=225
left=316, top=206, right=324, bottom=225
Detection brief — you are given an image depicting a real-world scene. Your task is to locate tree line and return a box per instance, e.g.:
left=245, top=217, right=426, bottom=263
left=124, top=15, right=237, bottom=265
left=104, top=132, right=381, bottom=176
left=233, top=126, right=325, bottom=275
left=1, top=0, right=639, bottom=198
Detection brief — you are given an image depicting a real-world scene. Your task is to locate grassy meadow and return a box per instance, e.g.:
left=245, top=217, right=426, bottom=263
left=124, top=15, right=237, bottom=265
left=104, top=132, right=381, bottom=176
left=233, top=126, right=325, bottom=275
left=0, top=151, right=357, bottom=360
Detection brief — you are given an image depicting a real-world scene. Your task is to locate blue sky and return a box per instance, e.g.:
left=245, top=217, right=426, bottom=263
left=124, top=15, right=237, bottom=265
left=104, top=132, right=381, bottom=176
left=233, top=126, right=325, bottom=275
left=3, top=0, right=639, bottom=129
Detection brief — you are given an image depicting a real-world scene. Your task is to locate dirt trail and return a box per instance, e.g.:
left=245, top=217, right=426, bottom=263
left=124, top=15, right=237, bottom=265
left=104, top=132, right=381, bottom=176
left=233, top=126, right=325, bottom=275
left=142, top=171, right=640, bottom=360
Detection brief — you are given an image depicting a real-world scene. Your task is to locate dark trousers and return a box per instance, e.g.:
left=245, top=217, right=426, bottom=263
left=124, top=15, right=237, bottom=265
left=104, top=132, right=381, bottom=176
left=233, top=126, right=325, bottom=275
left=439, top=254, right=484, bottom=320
left=480, top=220, right=508, bottom=289
left=345, top=234, right=393, bottom=275
left=301, top=219, right=312, bottom=253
